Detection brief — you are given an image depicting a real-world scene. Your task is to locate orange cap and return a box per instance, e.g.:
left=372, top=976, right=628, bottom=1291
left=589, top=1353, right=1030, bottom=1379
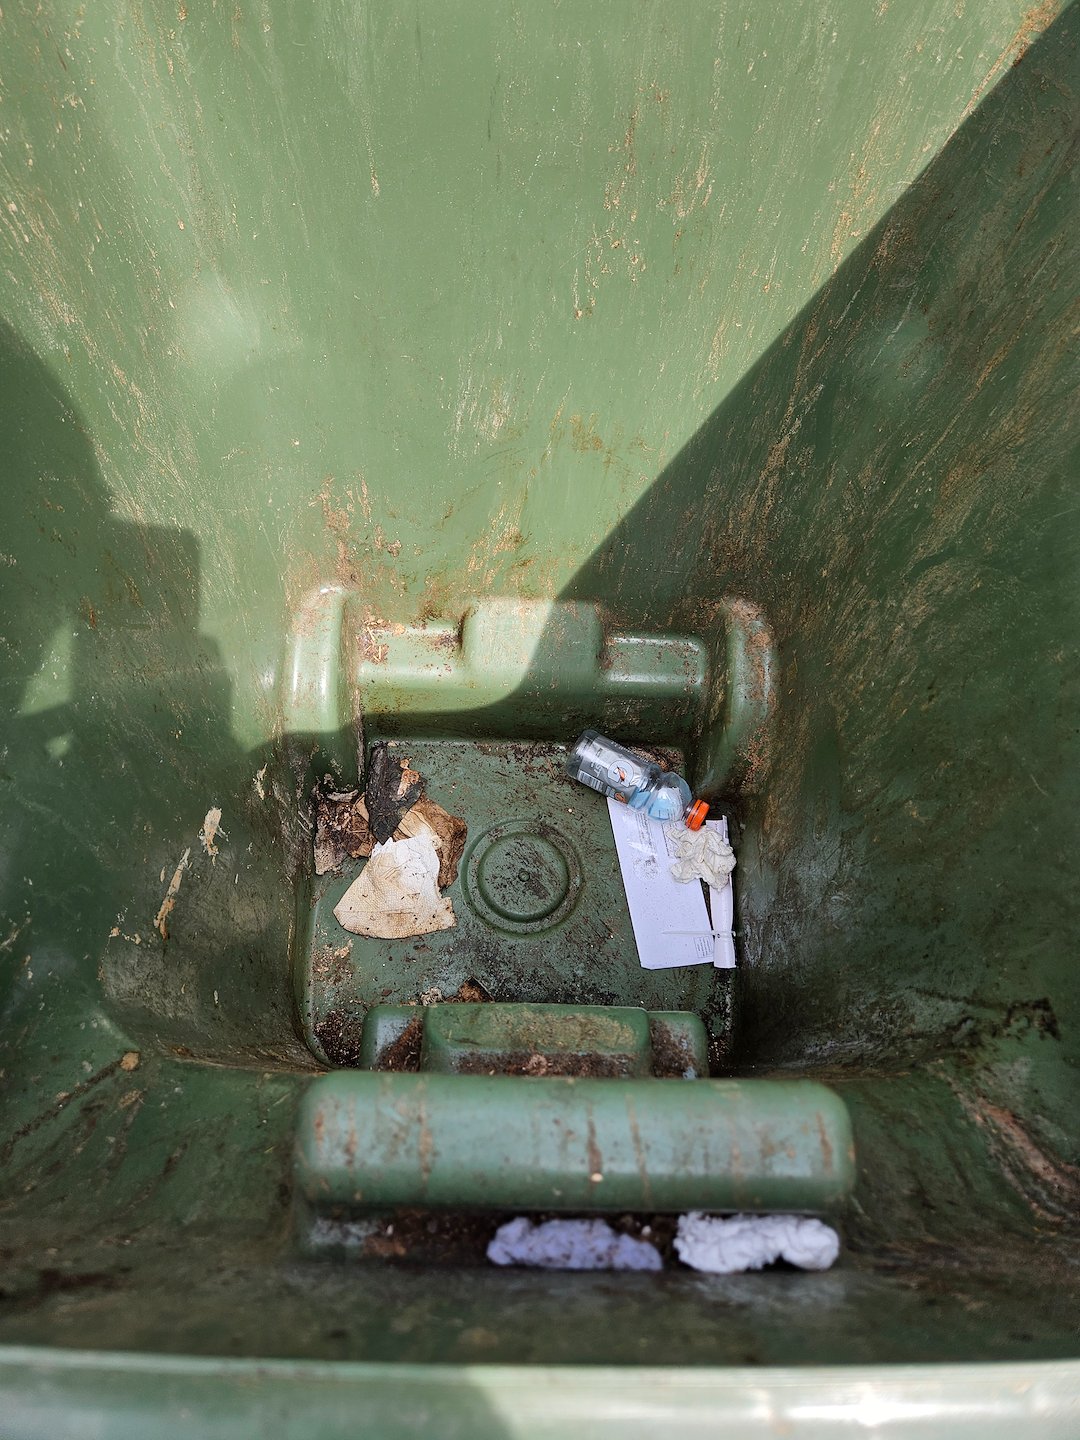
left=686, top=799, right=710, bottom=831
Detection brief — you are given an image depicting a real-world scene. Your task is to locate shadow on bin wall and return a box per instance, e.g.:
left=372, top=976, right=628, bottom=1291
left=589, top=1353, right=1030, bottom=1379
left=551, top=3, right=1079, bottom=1120
left=0, top=321, right=309, bottom=1065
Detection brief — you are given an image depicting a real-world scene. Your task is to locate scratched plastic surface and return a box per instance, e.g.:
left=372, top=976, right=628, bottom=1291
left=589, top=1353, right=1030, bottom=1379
left=0, top=0, right=1078, bottom=1432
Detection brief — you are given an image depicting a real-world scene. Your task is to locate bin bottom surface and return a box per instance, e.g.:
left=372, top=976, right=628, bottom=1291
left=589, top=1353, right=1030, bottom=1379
left=302, top=739, right=732, bottom=1068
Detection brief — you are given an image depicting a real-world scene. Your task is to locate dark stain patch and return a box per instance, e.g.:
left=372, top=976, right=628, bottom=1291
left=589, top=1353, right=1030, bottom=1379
left=356, top=1208, right=502, bottom=1265
left=452, top=1050, right=635, bottom=1078
left=1, top=1058, right=124, bottom=1165
left=649, top=1025, right=701, bottom=1078
left=947, top=996, right=1062, bottom=1050
left=336, top=1206, right=685, bottom=1268
left=374, top=1016, right=424, bottom=1072
left=0, top=1258, right=141, bottom=1313
left=160, top=1145, right=187, bottom=1182
left=315, top=1008, right=366, bottom=1068
left=1003, top=997, right=1061, bottom=1041
left=365, top=742, right=425, bottom=843
left=38, top=1268, right=117, bottom=1293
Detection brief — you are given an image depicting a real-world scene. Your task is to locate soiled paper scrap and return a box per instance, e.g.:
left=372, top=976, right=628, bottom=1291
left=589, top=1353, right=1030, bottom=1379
left=333, top=834, right=455, bottom=939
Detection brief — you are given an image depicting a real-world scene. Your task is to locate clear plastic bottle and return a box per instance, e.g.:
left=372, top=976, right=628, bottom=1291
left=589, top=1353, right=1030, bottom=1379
left=566, top=729, right=709, bottom=827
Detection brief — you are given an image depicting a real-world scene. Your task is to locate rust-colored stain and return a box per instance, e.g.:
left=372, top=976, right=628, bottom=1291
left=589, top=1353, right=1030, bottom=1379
left=952, top=1080, right=1080, bottom=1221
left=625, top=1098, right=653, bottom=1206
left=585, top=1110, right=604, bottom=1185
left=817, top=1113, right=835, bottom=1172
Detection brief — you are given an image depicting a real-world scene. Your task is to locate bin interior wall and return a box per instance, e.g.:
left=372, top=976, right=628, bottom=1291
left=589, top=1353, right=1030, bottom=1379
left=0, top=0, right=1078, bottom=1372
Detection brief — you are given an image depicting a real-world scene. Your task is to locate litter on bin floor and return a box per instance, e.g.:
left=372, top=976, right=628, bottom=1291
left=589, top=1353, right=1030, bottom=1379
left=315, top=782, right=466, bottom=886
left=314, top=784, right=369, bottom=875
left=333, top=833, right=456, bottom=939
left=315, top=745, right=466, bottom=939
left=607, top=798, right=714, bottom=969
left=487, top=1217, right=663, bottom=1272
left=673, top=1213, right=840, bottom=1274
left=486, top=1213, right=840, bottom=1273
left=364, top=742, right=425, bottom=842
left=607, top=800, right=736, bottom=970
left=669, top=824, right=736, bottom=888
left=394, top=796, right=467, bottom=888
left=706, top=816, right=736, bottom=970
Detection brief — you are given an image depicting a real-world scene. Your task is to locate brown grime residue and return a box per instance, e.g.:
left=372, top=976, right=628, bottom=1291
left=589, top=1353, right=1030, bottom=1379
left=603, top=104, right=639, bottom=212
left=1, top=1057, right=125, bottom=1165
left=375, top=1016, right=424, bottom=1071
left=667, top=141, right=714, bottom=221
left=357, top=628, right=389, bottom=666
left=570, top=413, right=604, bottom=452
left=830, top=117, right=885, bottom=270
left=453, top=1051, right=635, bottom=1078
left=311, top=943, right=352, bottom=987
left=417, top=1100, right=434, bottom=1186
left=964, top=0, right=1060, bottom=118
left=625, top=1099, right=653, bottom=1207
left=586, top=1111, right=604, bottom=1184
left=649, top=1026, right=699, bottom=1078
left=817, top=1114, right=835, bottom=1172
left=311, top=475, right=369, bottom=591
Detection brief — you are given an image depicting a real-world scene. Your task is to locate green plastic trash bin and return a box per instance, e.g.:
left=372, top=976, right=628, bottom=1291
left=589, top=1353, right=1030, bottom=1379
left=1, top=0, right=1078, bottom=1434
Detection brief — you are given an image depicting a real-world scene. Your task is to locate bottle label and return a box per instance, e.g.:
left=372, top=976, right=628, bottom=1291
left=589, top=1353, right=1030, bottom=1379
left=573, top=736, right=643, bottom=803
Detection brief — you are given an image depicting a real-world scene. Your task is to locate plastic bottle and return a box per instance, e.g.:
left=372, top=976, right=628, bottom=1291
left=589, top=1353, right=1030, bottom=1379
left=566, top=729, right=709, bottom=827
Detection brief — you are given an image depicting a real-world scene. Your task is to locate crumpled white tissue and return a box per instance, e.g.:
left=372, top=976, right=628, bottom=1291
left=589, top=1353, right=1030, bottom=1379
left=488, top=1217, right=662, bottom=1271
left=669, top=826, right=737, bottom=888
left=332, top=834, right=455, bottom=939
left=674, top=1213, right=839, bottom=1274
